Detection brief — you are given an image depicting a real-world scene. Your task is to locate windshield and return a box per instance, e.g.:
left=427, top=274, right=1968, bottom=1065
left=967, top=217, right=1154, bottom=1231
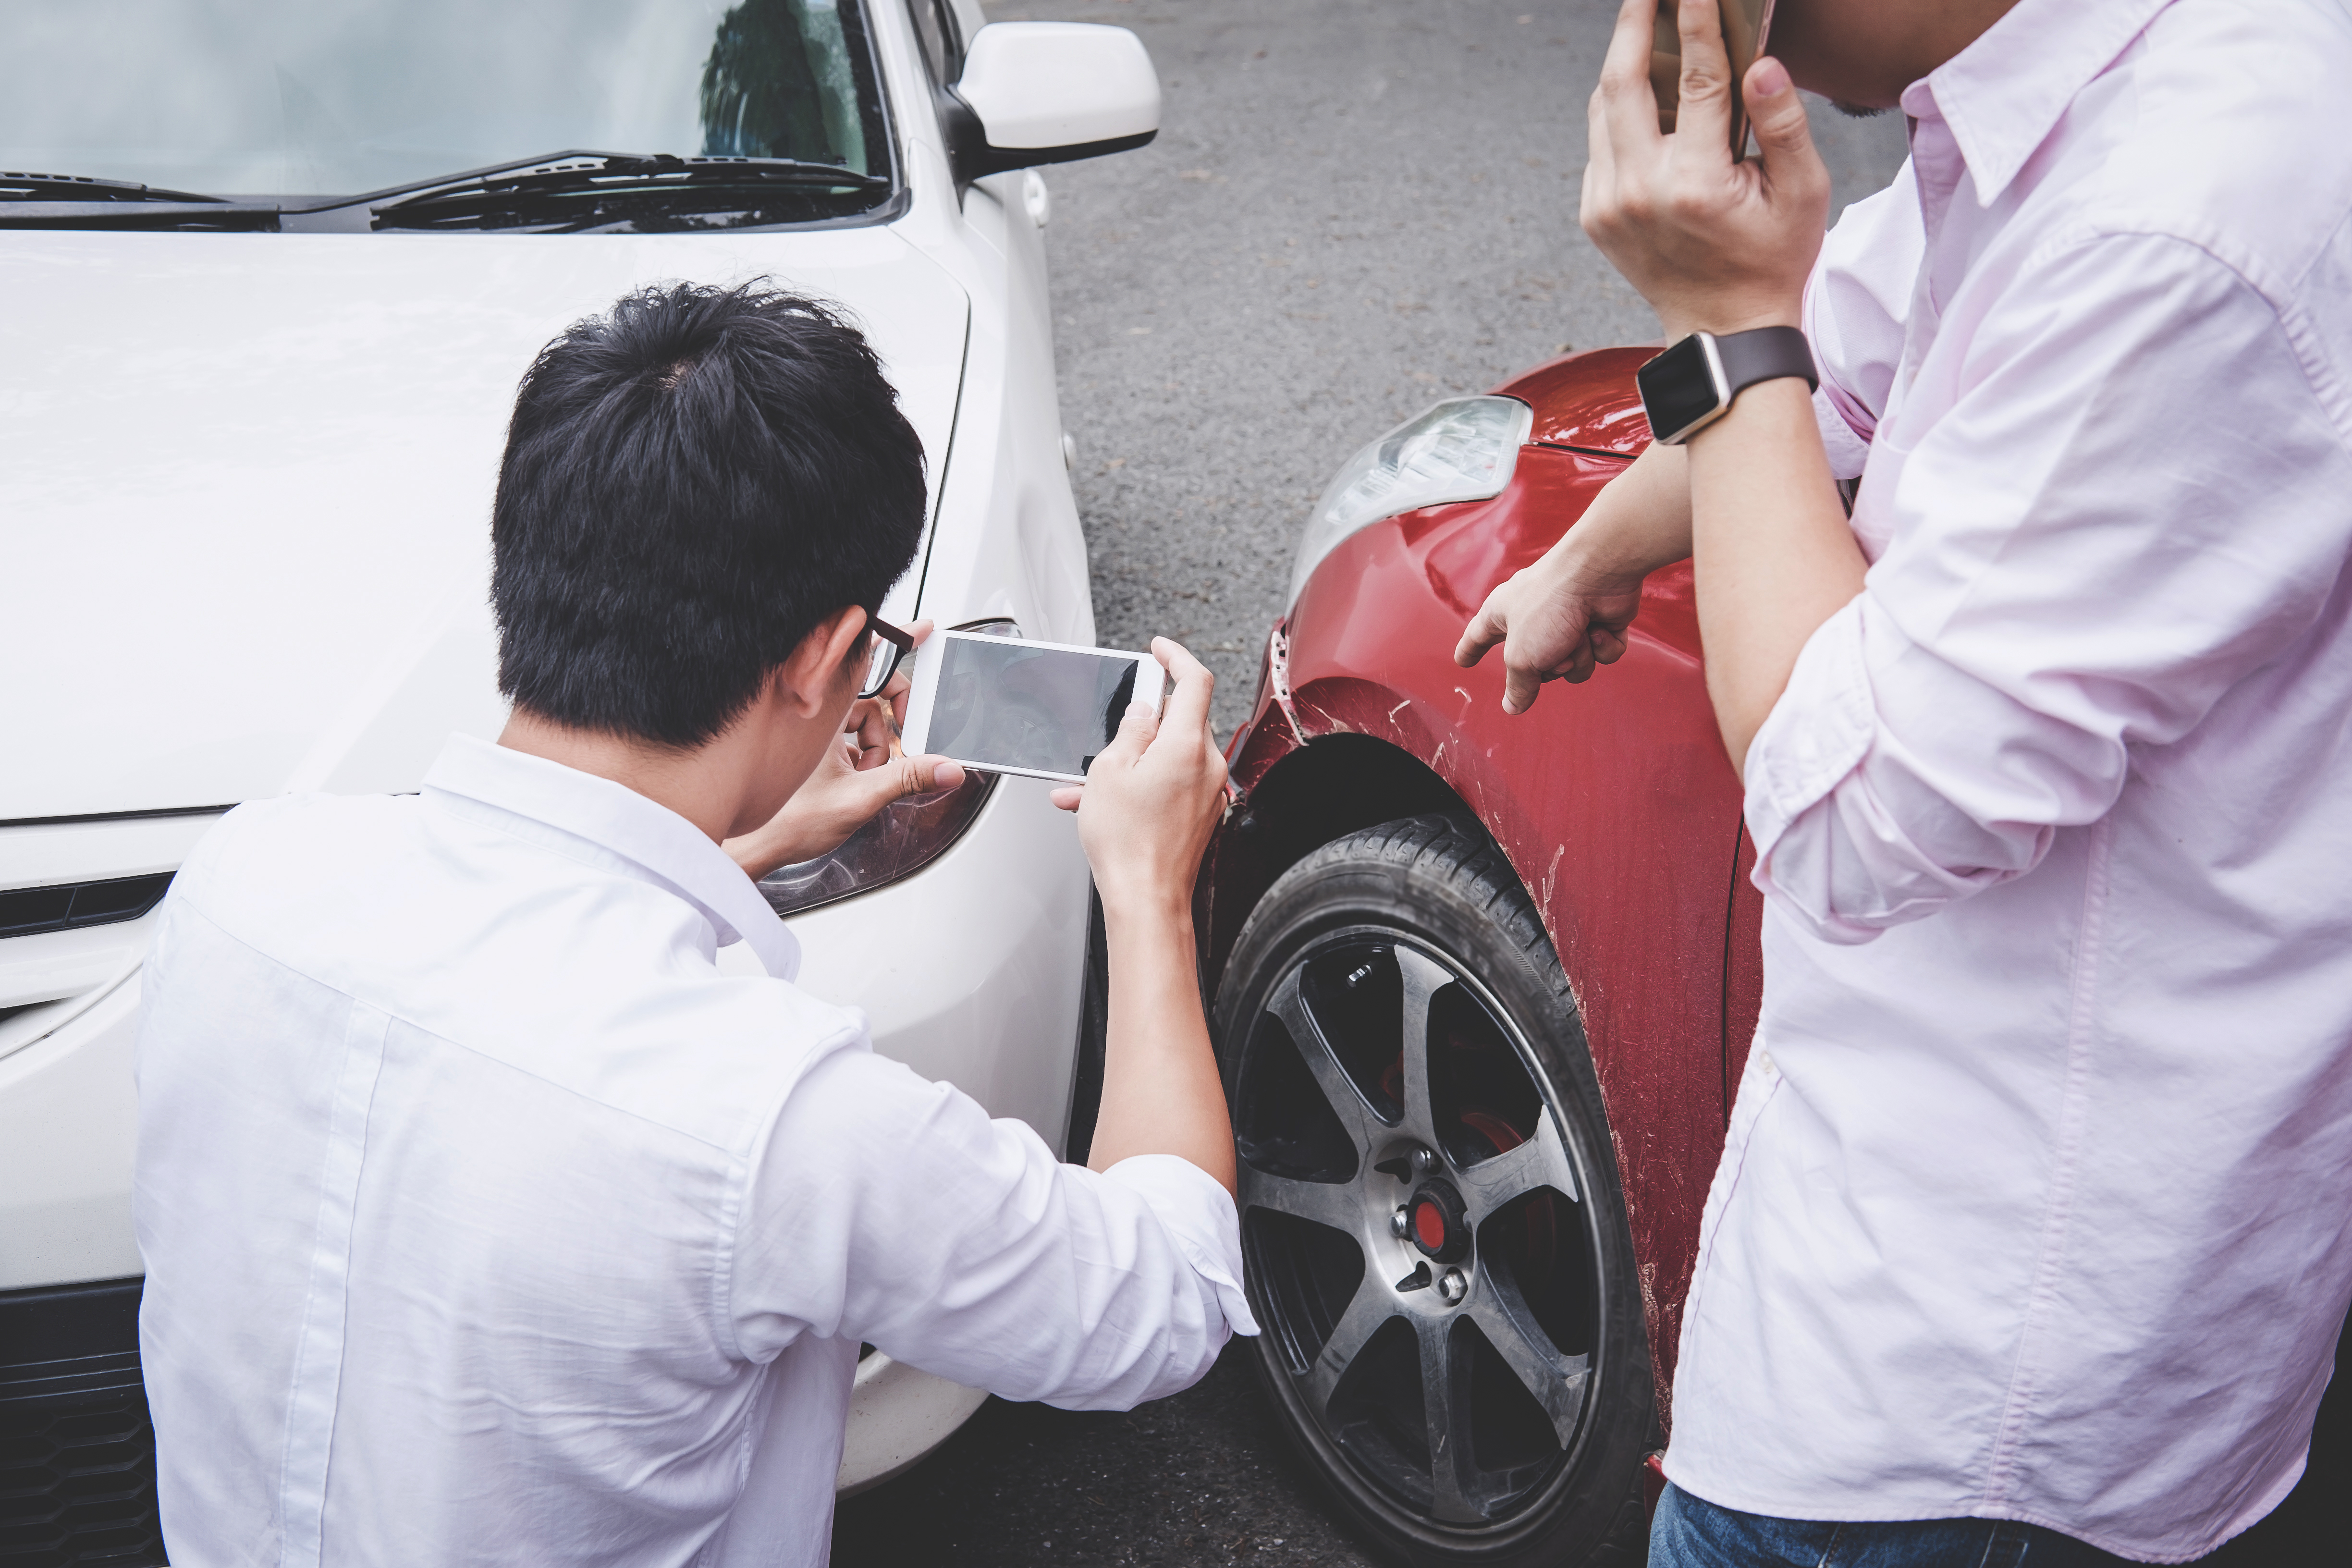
left=1, top=0, right=891, bottom=203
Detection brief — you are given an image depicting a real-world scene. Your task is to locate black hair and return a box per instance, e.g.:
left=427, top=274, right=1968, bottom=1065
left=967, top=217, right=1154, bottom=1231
left=490, top=280, right=926, bottom=748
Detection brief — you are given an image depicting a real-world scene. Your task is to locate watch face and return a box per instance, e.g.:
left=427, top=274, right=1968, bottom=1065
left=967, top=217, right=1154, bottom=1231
left=1637, top=335, right=1724, bottom=442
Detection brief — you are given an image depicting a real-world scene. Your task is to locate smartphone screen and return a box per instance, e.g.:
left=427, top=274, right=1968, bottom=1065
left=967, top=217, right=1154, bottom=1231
left=906, top=632, right=1161, bottom=783
left=1650, top=0, right=1774, bottom=154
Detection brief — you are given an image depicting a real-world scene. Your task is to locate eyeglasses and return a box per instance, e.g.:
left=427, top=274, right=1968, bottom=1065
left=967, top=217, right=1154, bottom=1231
left=858, top=610, right=916, bottom=700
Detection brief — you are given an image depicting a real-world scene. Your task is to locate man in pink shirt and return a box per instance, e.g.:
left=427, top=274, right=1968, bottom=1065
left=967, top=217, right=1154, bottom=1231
left=1459, top=0, right=2352, bottom=1562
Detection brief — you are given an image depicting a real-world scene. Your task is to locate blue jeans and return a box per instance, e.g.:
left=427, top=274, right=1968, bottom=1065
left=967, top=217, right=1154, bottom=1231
left=1651, top=1484, right=2135, bottom=1568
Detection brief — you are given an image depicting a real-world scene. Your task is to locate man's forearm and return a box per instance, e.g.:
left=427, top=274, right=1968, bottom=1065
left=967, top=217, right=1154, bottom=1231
left=1562, top=437, right=1693, bottom=578
left=1685, top=379, right=1867, bottom=772
left=1086, top=895, right=1237, bottom=1197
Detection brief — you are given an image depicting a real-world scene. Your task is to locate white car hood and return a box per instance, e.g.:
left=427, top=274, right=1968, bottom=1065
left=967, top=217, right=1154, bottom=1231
left=0, top=227, right=968, bottom=820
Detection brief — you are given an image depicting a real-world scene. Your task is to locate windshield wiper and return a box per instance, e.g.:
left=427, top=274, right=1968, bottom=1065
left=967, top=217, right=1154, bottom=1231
left=0, top=151, right=886, bottom=234
left=367, top=151, right=888, bottom=233
left=0, top=170, right=278, bottom=230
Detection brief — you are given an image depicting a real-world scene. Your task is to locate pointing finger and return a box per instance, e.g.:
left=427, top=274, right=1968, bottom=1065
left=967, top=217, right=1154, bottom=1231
left=1455, top=600, right=1506, bottom=669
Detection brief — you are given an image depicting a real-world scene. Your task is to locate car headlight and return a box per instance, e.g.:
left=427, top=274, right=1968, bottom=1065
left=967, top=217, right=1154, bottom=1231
left=1288, top=395, right=1533, bottom=606
left=758, top=620, right=1014, bottom=918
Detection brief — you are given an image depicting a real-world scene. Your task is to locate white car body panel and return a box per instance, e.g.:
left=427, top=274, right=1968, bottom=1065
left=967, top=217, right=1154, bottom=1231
left=836, top=1349, right=992, bottom=1498
left=1, top=228, right=968, bottom=819
left=0, top=0, right=1113, bottom=1496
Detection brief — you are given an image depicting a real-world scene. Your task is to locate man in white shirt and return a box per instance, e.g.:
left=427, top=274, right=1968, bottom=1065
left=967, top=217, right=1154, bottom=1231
left=134, top=281, right=1254, bottom=1567
left=1459, top=0, right=2352, bottom=1562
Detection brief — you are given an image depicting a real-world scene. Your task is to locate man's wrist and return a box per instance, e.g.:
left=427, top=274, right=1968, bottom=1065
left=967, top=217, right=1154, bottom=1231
left=727, top=844, right=785, bottom=881
left=1556, top=517, right=1660, bottom=586
left=1098, top=883, right=1196, bottom=937
left=1556, top=478, right=1684, bottom=583
left=1656, top=301, right=1802, bottom=343
left=1685, top=374, right=1814, bottom=453
left=725, top=821, right=803, bottom=882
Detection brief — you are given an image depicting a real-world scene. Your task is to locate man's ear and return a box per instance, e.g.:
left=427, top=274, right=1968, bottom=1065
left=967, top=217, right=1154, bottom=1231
left=774, top=605, right=870, bottom=717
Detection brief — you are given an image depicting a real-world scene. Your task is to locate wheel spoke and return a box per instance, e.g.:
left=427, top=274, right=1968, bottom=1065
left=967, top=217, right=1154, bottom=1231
left=1299, top=1276, right=1395, bottom=1423
left=1240, top=1167, right=1364, bottom=1235
left=1455, top=1104, right=1580, bottom=1223
left=1392, top=946, right=1449, bottom=1141
left=1417, top=1317, right=1482, bottom=1524
left=1266, top=968, right=1382, bottom=1151
left=1465, top=1286, right=1589, bottom=1448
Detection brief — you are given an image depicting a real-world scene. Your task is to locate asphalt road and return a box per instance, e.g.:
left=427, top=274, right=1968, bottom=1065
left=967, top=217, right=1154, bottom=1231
left=837, top=5, right=2352, bottom=1566
left=834, top=4, right=1911, bottom=1566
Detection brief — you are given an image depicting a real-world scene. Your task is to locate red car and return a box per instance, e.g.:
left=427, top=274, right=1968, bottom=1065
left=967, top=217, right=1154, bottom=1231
left=1199, top=347, right=1753, bottom=1568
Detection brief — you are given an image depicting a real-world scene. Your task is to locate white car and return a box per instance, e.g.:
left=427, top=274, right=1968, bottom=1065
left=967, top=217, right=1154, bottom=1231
left=0, top=0, right=1156, bottom=1550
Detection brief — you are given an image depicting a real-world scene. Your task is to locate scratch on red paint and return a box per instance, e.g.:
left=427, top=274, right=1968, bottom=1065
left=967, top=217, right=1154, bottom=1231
left=1615, top=1116, right=1674, bottom=1432
left=1538, top=842, right=1564, bottom=913
left=1453, top=686, right=1473, bottom=706
left=1302, top=702, right=1352, bottom=735
left=1386, top=697, right=1411, bottom=723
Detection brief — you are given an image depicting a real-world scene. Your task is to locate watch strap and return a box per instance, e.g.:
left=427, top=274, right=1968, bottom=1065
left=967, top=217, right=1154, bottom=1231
left=1714, top=325, right=1818, bottom=398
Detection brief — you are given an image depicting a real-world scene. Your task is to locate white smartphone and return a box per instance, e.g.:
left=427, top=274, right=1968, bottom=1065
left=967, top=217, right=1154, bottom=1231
left=901, top=629, right=1167, bottom=785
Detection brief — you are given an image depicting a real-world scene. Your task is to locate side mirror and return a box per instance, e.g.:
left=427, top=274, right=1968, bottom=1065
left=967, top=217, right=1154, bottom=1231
left=943, top=22, right=1160, bottom=185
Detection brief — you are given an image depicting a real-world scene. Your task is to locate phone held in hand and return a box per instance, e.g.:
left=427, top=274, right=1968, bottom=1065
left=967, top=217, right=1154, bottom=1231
left=901, top=629, right=1168, bottom=785
left=1650, top=0, right=1776, bottom=154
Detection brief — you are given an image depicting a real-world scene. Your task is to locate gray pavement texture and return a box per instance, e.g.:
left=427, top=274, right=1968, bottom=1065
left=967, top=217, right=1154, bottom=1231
left=831, top=1346, right=1366, bottom=1567
left=836, top=2, right=2346, bottom=1565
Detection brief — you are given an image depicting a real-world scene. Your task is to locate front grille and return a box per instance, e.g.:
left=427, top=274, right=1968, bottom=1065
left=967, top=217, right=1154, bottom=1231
left=0, top=876, right=172, bottom=940
left=0, top=1280, right=163, bottom=1568
left=0, top=1388, right=161, bottom=1566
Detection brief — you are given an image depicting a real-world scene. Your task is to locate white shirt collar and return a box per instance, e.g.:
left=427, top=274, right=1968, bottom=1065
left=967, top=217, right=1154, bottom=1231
left=420, top=733, right=800, bottom=981
left=1903, top=0, right=2175, bottom=208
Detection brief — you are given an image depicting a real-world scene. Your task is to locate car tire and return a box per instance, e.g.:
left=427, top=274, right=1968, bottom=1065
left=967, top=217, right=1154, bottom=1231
left=1213, top=814, right=1654, bottom=1568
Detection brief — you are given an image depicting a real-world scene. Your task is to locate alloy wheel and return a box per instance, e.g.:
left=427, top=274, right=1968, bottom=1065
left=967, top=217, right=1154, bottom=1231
left=1234, top=927, right=1602, bottom=1531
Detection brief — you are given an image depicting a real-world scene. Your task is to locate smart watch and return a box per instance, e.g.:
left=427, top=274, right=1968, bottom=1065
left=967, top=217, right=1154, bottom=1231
left=1636, top=326, right=1818, bottom=446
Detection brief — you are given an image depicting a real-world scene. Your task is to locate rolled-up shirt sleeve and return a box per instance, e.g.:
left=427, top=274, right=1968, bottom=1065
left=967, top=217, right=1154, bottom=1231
left=728, top=1033, right=1255, bottom=1411
left=1749, top=229, right=2352, bottom=943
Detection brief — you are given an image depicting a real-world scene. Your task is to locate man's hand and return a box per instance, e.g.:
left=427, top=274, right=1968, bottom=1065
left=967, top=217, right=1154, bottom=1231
left=724, top=632, right=965, bottom=880
left=1456, top=549, right=1647, bottom=714
left=1582, top=0, right=1829, bottom=338
left=1048, top=639, right=1229, bottom=921
left=1454, top=439, right=1695, bottom=714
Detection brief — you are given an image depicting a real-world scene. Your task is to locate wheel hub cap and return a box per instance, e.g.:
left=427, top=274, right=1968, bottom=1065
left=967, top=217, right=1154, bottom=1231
left=1407, top=1179, right=1469, bottom=1263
